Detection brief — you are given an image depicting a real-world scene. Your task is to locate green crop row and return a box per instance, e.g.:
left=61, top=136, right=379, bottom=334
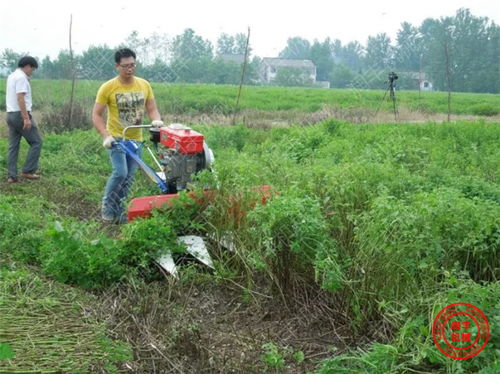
left=1, top=78, right=499, bottom=116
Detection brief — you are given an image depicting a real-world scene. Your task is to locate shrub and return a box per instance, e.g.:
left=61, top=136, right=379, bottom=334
left=40, top=102, right=91, bottom=134
left=355, top=188, right=499, bottom=295
left=469, top=103, right=499, bottom=116
left=308, top=161, right=421, bottom=249
left=119, top=214, right=183, bottom=274
left=322, top=118, right=349, bottom=135
left=246, top=190, right=340, bottom=293
left=39, top=216, right=181, bottom=289
left=40, top=221, right=126, bottom=289
left=204, top=124, right=251, bottom=152
left=409, top=101, right=433, bottom=113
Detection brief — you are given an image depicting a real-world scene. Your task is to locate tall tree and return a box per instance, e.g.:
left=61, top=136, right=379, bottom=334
left=234, top=33, right=250, bottom=55
left=171, top=28, right=213, bottom=61
left=364, top=33, right=393, bottom=69
left=78, top=45, right=116, bottom=80
left=123, top=31, right=171, bottom=65
left=394, top=22, right=423, bottom=71
left=451, top=9, right=498, bottom=92
left=279, top=37, right=311, bottom=59
left=37, top=56, right=56, bottom=79
left=330, top=64, right=356, bottom=88
left=310, top=38, right=334, bottom=81
left=420, top=16, right=457, bottom=92
left=140, top=58, right=175, bottom=83
left=335, top=41, right=364, bottom=72
left=421, top=8, right=499, bottom=93
left=485, top=23, right=500, bottom=93
left=169, top=29, right=214, bottom=82
left=216, top=32, right=250, bottom=56
left=39, top=50, right=74, bottom=79
left=216, top=33, right=236, bottom=55
left=0, top=49, right=28, bottom=72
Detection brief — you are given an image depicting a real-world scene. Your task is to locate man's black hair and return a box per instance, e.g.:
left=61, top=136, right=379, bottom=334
left=115, top=48, right=136, bottom=64
left=18, top=56, right=38, bottom=69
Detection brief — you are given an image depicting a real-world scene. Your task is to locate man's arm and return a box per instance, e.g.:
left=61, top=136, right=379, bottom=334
left=17, top=93, right=31, bottom=130
left=145, top=98, right=161, bottom=121
left=93, top=103, right=115, bottom=149
left=92, top=103, right=109, bottom=138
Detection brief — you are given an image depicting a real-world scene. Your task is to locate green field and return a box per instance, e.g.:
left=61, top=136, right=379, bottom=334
left=0, top=83, right=499, bottom=373
left=1, top=78, right=500, bottom=117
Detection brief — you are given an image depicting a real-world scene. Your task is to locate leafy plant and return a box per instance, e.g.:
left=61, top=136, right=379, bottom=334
left=261, top=343, right=285, bottom=370
left=40, top=221, right=126, bottom=289
left=246, top=190, right=336, bottom=293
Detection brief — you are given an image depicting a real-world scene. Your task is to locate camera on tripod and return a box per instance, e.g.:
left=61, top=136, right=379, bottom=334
left=388, top=72, right=398, bottom=83
left=383, top=72, right=399, bottom=120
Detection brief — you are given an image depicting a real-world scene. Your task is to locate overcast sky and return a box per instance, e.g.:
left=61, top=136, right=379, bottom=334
left=1, top=0, right=498, bottom=60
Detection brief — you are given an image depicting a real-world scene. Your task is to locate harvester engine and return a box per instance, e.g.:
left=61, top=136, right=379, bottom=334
left=120, top=123, right=269, bottom=277
left=149, top=123, right=214, bottom=193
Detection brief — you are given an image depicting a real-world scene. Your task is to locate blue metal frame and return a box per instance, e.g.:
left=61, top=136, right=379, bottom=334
left=115, top=140, right=169, bottom=194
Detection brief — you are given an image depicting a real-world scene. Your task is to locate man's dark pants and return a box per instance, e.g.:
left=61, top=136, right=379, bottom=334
left=6, top=111, right=43, bottom=179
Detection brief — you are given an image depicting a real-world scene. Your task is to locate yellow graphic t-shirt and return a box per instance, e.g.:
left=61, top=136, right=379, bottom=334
left=95, top=77, right=154, bottom=141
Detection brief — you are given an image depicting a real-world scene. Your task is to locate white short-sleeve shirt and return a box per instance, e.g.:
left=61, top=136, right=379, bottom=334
left=6, top=69, right=32, bottom=112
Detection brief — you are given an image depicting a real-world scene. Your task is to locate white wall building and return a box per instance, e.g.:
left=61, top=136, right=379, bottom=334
left=260, top=58, right=317, bottom=84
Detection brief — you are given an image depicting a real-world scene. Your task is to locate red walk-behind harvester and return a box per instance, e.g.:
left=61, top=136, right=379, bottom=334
left=115, top=124, right=270, bottom=276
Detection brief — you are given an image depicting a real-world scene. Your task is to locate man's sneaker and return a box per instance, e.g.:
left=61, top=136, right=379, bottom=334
left=101, top=214, right=127, bottom=225
left=20, top=172, right=40, bottom=180
left=117, top=212, right=128, bottom=224
left=101, top=214, right=116, bottom=223
left=7, top=177, right=18, bottom=183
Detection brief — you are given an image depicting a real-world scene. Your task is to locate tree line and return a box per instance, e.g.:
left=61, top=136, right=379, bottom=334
left=1, top=8, right=498, bottom=93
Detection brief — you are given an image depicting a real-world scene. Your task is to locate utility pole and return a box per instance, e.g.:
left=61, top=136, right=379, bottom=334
left=233, top=27, right=251, bottom=125
left=68, top=14, right=76, bottom=127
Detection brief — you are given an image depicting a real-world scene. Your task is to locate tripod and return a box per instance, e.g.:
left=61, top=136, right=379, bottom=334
left=377, top=72, right=399, bottom=121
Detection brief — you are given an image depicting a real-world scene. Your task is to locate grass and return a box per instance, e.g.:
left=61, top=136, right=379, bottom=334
left=0, top=78, right=499, bottom=117
left=0, top=117, right=499, bottom=372
left=0, top=265, right=132, bottom=373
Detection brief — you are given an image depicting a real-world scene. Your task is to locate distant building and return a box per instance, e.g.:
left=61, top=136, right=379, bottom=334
left=420, top=79, right=433, bottom=91
left=313, top=81, right=331, bottom=89
left=404, top=71, right=433, bottom=91
left=259, top=58, right=330, bottom=88
left=260, top=58, right=316, bottom=84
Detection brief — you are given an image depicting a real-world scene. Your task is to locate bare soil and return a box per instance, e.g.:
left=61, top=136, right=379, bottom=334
left=87, top=275, right=364, bottom=373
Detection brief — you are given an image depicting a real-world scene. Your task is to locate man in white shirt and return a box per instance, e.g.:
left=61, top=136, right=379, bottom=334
left=5, top=56, right=43, bottom=183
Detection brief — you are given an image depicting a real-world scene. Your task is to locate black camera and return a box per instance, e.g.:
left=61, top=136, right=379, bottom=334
left=388, top=72, right=398, bottom=82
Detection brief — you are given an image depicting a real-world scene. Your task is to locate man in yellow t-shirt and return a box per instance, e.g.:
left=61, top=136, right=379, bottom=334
left=92, top=48, right=163, bottom=223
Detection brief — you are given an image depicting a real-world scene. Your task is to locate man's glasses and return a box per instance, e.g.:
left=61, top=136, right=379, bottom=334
left=119, top=63, right=136, bottom=69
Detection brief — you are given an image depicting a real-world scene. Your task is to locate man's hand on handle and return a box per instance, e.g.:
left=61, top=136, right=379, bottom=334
left=151, top=120, right=164, bottom=128
left=102, top=136, right=115, bottom=149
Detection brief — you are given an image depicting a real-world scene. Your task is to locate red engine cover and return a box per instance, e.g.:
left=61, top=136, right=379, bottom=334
left=160, top=127, right=204, bottom=154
